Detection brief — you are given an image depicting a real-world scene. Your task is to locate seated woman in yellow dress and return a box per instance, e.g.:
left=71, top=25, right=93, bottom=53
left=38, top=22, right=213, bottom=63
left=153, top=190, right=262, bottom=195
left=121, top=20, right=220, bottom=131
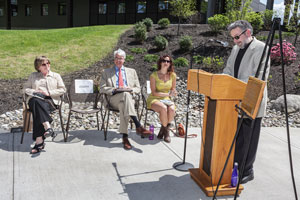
left=146, top=55, right=177, bottom=143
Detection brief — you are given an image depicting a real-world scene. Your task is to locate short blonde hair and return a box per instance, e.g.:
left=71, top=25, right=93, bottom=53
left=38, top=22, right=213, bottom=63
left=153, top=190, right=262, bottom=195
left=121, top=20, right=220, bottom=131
left=34, top=56, right=50, bottom=72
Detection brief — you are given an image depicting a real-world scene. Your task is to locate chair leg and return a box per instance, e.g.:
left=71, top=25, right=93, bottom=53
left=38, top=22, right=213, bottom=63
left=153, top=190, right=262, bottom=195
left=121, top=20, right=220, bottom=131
left=174, top=114, right=178, bottom=135
left=104, top=111, right=110, bottom=140
left=101, top=110, right=107, bottom=131
left=59, top=108, right=66, bottom=142
left=65, top=111, right=72, bottom=142
left=144, top=109, right=148, bottom=129
left=21, top=111, right=30, bottom=144
left=96, top=112, right=99, bottom=130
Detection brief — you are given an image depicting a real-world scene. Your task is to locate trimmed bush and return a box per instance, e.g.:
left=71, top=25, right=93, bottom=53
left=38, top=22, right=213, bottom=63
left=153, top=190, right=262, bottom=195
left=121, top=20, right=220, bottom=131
left=261, top=9, right=274, bottom=30
left=158, top=18, right=170, bottom=29
left=179, top=36, right=193, bottom=52
left=245, top=11, right=263, bottom=33
left=144, top=54, right=159, bottom=63
left=154, top=35, right=168, bottom=50
left=130, top=47, right=147, bottom=54
left=208, top=14, right=230, bottom=32
left=173, top=57, right=189, bottom=67
left=134, top=22, right=147, bottom=43
left=151, top=64, right=158, bottom=71
left=142, top=18, right=153, bottom=31
left=125, top=55, right=134, bottom=62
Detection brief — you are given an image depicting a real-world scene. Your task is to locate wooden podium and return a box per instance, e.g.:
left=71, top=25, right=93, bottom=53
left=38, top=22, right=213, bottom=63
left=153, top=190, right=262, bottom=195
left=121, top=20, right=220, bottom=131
left=187, top=69, right=247, bottom=196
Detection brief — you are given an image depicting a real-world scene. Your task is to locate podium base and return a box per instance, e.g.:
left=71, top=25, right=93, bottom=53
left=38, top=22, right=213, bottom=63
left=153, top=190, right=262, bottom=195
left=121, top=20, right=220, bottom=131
left=173, top=162, right=194, bottom=172
left=189, top=168, right=244, bottom=197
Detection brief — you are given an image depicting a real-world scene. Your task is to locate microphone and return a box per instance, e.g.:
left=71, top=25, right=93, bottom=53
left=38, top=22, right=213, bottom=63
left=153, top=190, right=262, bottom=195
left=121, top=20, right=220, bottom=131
left=208, top=39, right=229, bottom=47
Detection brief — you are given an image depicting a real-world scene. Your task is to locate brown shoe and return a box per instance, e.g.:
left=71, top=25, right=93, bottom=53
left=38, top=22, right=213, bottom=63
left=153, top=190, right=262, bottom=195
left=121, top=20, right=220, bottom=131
left=122, top=138, right=132, bottom=150
left=157, top=126, right=164, bottom=140
left=136, top=126, right=152, bottom=137
left=164, top=126, right=171, bottom=143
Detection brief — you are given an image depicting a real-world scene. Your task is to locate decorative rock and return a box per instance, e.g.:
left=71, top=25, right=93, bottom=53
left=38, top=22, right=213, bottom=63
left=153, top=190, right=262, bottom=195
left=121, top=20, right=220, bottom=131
left=271, top=94, right=300, bottom=113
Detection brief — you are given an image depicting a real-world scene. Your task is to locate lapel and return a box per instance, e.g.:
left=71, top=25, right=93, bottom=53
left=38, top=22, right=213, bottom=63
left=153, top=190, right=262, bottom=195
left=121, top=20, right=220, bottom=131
left=124, top=67, right=131, bottom=87
left=110, top=67, right=117, bottom=87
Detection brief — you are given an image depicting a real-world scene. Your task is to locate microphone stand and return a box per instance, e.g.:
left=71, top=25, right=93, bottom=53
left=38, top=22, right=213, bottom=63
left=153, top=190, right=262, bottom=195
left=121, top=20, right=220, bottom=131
left=172, top=45, right=199, bottom=171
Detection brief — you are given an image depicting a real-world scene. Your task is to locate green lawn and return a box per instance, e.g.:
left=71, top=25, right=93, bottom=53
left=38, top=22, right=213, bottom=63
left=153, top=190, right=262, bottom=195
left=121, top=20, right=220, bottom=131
left=0, top=25, right=132, bottom=79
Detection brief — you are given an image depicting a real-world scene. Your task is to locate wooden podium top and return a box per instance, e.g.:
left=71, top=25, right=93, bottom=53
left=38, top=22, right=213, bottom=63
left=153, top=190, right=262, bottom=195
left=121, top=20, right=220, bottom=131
left=187, top=69, right=247, bottom=100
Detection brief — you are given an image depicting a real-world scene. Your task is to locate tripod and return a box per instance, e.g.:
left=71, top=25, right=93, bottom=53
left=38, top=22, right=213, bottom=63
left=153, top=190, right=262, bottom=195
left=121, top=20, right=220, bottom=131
left=212, top=18, right=298, bottom=199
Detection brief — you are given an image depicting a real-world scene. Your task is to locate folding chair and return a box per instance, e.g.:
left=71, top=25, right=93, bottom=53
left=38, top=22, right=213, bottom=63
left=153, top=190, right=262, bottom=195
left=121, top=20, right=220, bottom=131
left=100, top=92, right=140, bottom=140
left=21, top=93, right=65, bottom=144
left=65, top=79, right=102, bottom=142
left=140, top=81, right=178, bottom=132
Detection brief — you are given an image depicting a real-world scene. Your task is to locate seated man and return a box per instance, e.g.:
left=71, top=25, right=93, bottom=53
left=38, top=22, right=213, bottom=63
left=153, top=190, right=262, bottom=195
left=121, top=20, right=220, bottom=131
left=100, top=48, right=152, bottom=150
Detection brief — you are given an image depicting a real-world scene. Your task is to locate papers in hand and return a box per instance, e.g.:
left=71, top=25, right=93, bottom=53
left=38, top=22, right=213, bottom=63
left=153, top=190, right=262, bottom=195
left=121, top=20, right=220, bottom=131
left=114, top=88, right=133, bottom=94
left=160, top=99, right=174, bottom=106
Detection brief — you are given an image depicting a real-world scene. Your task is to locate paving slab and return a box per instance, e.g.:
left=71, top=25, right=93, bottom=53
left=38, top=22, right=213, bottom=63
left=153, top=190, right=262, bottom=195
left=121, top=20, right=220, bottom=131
left=0, top=127, right=299, bottom=200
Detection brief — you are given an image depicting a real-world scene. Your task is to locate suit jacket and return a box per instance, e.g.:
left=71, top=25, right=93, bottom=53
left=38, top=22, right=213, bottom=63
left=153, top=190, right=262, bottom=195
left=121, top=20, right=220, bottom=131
left=223, top=37, right=270, bottom=118
left=100, top=66, right=141, bottom=99
left=23, top=70, right=66, bottom=105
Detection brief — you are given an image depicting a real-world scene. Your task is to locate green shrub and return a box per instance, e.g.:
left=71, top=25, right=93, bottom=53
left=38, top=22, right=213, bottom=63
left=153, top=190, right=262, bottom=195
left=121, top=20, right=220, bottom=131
left=202, top=56, right=224, bottom=69
left=179, top=36, right=193, bottom=52
left=130, top=47, right=147, bottom=54
left=151, top=64, right=158, bottom=71
left=256, top=35, right=267, bottom=41
left=144, top=54, right=159, bottom=63
left=173, top=57, right=189, bottom=67
left=142, top=18, right=153, bottom=31
left=134, top=22, right=147, bottom=43
left=245, top=11, right=263, bottom=33
left=158, top=18, right=170, bottom=29
left=193, top=55, right=204, bottom=64
left=261, top=9, right=274, bottom=30
left=154, top=35, right=168, bottom=50
left=283, top=32, right=296, bottom=37
left=125, top=55, right=134, bottom=62
left=208, top=14, right=230, bottom=32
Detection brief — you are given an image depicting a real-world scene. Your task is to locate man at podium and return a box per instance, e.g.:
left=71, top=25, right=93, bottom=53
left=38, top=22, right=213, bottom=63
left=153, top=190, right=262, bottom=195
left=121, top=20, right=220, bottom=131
left=223, top=20, right=270, bottom=184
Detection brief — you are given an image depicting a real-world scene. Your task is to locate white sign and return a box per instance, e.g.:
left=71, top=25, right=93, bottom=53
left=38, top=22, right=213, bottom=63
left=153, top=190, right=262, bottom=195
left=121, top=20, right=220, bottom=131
left=75, top=80, right=94, bottom=93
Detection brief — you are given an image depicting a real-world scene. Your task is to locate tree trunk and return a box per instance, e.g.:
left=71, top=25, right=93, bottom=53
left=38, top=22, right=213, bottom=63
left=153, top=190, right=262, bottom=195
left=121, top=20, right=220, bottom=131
left=294, top=32, right=298, bottom=47
left=177, top=17, right=181, bottom=36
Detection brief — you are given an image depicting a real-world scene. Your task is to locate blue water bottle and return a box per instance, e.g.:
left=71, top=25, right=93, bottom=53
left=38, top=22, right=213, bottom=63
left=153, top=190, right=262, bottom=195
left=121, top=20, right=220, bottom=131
left=149, top=125, right=154, bottom=140
left=231, top=162, right=239, bottom=187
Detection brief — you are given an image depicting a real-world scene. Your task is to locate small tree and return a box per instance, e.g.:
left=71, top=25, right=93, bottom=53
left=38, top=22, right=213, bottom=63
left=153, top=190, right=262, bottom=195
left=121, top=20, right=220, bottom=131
left=287, top=1, right=300, bottom=47
left=169, top=0, right=197, bottom=35
left=225, top=0, right=253, bottom=23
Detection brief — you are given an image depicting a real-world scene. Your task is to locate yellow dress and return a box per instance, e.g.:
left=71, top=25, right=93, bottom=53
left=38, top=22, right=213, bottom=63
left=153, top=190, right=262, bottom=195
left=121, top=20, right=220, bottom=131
left=146, top=71, right=176, bottom=109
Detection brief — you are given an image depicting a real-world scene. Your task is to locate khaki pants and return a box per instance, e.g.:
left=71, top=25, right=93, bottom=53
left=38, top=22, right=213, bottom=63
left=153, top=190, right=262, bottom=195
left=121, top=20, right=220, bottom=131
left=109, top=92, right=137, bottom=134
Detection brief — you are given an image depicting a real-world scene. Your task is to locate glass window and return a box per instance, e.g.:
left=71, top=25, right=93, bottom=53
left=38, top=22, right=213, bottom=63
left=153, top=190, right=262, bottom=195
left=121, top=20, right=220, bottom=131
left=99, top=3, right=107, bottom=14
left=136, top=1, right=146, bottom=14
left=158, top=0, right=169, bottom=12
left=0, top=8, right=4, bottom=17
left=117, top=2, right=125, bottom=14
left=58, top=2, right=66, bottom=15
left=41, top=4, right=48, bottom=16
left=25, top=4, right=32, bottom=16
left=11, top=0, right=18, bottom=16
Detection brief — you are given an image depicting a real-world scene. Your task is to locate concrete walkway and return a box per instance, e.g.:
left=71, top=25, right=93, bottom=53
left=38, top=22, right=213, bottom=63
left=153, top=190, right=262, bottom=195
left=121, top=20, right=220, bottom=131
left=0, top=127, right=299, bottom=200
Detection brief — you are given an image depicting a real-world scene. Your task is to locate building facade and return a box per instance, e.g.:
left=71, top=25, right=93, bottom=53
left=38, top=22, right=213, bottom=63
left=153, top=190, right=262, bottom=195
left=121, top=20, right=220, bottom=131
left=0, top=0, right=266, bottom=29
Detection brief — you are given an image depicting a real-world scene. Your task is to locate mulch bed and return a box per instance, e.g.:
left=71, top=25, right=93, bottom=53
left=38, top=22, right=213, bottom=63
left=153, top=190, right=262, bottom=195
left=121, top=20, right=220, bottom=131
left=1, top=24, right=299, bottom=114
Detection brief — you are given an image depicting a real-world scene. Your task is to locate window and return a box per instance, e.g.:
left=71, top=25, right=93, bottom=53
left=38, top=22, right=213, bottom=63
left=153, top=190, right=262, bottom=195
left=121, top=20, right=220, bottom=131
left=41, top=4, right=48, bottom=16
left=158, top=0, right=169, bottom=12
left=99, top=3, right=107, bottom=14
left=11, top=0, right=18, bottom=16
left=0, top=7, right=3, bottom=17
left=136, top=1, right=146, bottom=14
left=58, top=2, right=66, bottom=15
left=25, top=4, right=32, bottom=16
left=117, top=2, right=125, bottom=14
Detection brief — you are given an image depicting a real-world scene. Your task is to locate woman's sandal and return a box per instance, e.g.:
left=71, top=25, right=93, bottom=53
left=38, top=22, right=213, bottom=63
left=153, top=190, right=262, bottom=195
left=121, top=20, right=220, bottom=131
left=44, top=128, right=57, bottom=138
left=30, top=142, right=45, bottom=154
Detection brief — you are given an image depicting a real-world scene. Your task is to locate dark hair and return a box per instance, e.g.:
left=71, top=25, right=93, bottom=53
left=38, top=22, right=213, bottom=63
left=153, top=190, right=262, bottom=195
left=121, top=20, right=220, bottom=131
left=157, top=55, right=174, bottom=73
left=227, top=20, right=253, bottom=35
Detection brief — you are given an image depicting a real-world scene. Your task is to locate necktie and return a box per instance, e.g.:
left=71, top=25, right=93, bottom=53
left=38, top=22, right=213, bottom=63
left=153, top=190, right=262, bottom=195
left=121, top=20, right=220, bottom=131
left=118, top=67, right=124, bottom=87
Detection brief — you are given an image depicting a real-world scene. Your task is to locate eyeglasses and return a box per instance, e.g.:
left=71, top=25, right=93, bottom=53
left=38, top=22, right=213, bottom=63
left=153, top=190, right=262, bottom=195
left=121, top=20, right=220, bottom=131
left=115, top=57, right=124, bottom=60
left=162, top=60, right=171, bottom=63
left=233, top=29, right=247, bottom=40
